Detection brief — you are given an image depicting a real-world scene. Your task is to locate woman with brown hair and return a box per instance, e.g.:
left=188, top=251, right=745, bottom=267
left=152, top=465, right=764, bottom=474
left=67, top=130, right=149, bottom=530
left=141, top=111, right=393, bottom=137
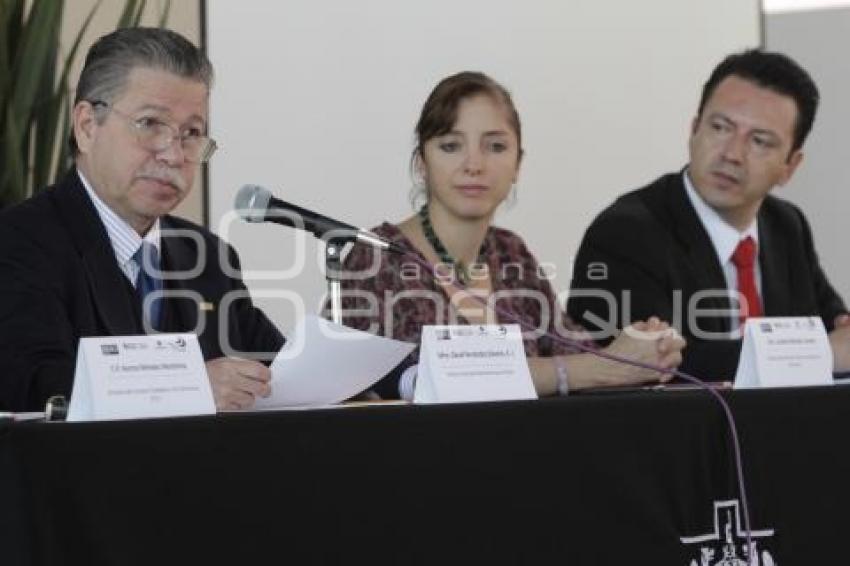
left=340, top=71, right=684, bottom=399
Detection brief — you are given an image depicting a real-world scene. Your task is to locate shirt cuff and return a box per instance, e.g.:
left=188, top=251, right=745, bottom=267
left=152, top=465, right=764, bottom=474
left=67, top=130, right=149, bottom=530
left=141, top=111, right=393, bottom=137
left=398, top=364, right=418, bottom=401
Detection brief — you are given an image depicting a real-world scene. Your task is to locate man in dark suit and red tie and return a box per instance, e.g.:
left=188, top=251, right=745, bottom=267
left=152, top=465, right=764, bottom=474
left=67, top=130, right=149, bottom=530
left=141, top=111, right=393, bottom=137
left=568, top=49, right=850, bottom=381
left=0, top=28, right=284, bottom=411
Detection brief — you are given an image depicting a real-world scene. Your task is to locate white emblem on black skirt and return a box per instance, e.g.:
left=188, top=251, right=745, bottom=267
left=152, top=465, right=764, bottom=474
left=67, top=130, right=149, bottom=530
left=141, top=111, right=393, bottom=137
left=680, top=499, right=776, bottom=565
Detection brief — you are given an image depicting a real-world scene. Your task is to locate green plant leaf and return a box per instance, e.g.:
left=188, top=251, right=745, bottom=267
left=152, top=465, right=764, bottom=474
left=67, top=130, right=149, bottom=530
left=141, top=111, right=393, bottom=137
left=2, top=0, right=58, bottom=203
left=158, top=1, right=172, bottom=28
left=10, top=0, right=62, bottom=117
left=31, top=1, right=65, bottom=194
left=0, top=0, right=26, bottom=167
left=5, top=0, right=62, bottom=200
left=2, top=106, right=26, bottom=206
left=117, top=0, right=142, bottom=29
left=54, top=98, right=72, bottom=182
left=132, top=0, right=147, bottom=27
left=0, top=0, right=26, bottom=102
left=32, top=0, right=103, bottom=192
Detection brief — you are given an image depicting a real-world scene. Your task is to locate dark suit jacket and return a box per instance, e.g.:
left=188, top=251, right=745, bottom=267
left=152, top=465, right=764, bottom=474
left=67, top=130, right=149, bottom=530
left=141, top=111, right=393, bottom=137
left=0, top=171, right=284, bottom=411
left=567, top=171, right=846, bottom=381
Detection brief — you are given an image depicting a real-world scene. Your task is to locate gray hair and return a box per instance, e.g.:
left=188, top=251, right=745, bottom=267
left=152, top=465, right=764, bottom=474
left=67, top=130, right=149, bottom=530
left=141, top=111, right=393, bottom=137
left=70, top=27, right=214, bottom=155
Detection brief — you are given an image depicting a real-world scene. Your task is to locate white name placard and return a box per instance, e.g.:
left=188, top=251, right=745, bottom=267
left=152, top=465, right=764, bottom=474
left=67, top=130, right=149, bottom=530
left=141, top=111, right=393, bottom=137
left=67, top=334, right=215, bottom=422
left=413, top=324, right=537, bottom=404
left=734, top=317, right=833, bottom=389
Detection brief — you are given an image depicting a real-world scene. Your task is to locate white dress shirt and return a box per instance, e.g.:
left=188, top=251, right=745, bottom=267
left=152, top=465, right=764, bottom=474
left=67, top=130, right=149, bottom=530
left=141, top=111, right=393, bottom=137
left=683, top=170, right=762, bottom=324
left=78, top=169, right=161, bottom=287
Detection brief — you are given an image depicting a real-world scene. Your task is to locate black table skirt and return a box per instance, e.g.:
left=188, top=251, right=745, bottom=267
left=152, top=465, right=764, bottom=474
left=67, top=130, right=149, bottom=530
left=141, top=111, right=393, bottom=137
left=2, top=386, right=847, bottom=565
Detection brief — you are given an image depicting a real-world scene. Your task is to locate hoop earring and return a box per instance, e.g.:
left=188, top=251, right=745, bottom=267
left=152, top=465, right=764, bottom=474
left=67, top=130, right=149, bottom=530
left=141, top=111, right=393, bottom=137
left=408, top=177, right=429, bottom=209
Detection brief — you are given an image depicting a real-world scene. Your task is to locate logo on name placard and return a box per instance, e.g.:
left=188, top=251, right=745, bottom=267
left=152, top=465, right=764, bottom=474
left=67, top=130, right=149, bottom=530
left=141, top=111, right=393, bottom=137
left=680, top=500, right=777, bottom=565
left=155, top=337, right=188, bottom=352
left=100, top=344, right=119, bottom=356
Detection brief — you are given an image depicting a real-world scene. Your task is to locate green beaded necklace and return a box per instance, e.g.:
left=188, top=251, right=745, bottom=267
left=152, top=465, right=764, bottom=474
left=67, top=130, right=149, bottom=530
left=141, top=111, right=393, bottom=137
left=418, top=203, right=488, bottom=286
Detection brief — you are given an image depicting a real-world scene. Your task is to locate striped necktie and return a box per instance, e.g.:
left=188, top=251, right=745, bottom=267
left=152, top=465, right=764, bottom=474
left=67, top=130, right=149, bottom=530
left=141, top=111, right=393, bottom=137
left=134, top=241, right=163, bottom=330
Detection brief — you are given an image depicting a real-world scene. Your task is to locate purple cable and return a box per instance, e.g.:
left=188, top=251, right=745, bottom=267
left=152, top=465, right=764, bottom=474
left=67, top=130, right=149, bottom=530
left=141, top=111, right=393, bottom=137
left=392, top=244, right=754, bottom=554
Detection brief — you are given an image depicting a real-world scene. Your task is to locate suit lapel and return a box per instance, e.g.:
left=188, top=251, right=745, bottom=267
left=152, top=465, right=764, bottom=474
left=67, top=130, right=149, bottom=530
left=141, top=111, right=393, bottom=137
left=54, top=171, right=142, bottom=335
left=159, top=218, right=201, bottom=334
left=758, top=207, right=791, bottom=315
left=665, top=173, right=732, bottom=332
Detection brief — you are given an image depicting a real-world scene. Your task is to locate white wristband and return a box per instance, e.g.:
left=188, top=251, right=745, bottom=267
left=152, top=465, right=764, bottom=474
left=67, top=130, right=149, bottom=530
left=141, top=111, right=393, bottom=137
left=399, top=364, right=418, bottom=401
left=553, top=357, right=569, bottom=396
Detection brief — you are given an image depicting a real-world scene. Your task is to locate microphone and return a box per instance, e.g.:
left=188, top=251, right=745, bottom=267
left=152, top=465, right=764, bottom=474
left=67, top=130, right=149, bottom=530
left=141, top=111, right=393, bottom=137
left=234, top=184, right=400, bottom=252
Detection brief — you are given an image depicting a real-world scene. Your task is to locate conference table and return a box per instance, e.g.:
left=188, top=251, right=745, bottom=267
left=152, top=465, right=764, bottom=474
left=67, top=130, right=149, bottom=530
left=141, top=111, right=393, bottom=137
left=2, top=385, right=847, bottom=565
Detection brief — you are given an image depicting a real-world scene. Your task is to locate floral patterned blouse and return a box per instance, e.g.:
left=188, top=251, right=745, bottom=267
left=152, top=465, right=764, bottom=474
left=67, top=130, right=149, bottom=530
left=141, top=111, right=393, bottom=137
left=338, top=222, right=589, bottom=398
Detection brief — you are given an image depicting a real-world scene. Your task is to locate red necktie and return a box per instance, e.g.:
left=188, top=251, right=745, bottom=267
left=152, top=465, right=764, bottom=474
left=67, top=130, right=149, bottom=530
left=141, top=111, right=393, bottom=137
left=731, top=236, right=762, bottom=324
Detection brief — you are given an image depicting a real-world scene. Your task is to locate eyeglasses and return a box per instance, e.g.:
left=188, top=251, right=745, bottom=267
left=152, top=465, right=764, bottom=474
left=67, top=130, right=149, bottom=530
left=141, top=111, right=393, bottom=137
left=90, top=100, right=218, bottom=163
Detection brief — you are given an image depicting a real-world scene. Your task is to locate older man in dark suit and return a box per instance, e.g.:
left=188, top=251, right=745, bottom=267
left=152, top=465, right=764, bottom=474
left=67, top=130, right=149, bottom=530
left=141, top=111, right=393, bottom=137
left=0, top=28, right=283, bottom=411
left=568, top=49, right=850, bottom=381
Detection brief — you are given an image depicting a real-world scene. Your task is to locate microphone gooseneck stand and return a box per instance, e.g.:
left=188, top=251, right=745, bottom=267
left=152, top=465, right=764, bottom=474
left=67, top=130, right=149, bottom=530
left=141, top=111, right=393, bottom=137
left=390, top=243, right=756, bottom=558
left=325, top=237, right=347, bottom=324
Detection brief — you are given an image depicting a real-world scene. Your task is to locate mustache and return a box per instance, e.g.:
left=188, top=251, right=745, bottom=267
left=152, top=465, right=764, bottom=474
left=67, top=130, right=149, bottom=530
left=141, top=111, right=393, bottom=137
left=712, top=164, right=744, bottom=182
left=134, top=167, right=187, bottom=191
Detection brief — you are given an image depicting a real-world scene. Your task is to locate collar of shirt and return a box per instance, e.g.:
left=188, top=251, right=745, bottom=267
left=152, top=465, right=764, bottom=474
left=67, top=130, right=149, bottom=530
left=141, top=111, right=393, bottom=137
left=682, top=170, right=758, bottom=265
left=77, top=169, right=161, bottom=283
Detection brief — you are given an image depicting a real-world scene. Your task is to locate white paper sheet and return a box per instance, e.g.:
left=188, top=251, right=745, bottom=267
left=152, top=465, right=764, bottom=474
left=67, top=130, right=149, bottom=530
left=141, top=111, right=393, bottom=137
left=253, top=314, right=415, bottom=408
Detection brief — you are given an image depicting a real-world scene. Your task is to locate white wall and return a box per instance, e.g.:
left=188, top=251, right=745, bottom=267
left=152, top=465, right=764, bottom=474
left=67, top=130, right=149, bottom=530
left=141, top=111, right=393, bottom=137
left=207, top=0, right=760, bottom=334
left=766, top=6, right=850, bottom=302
